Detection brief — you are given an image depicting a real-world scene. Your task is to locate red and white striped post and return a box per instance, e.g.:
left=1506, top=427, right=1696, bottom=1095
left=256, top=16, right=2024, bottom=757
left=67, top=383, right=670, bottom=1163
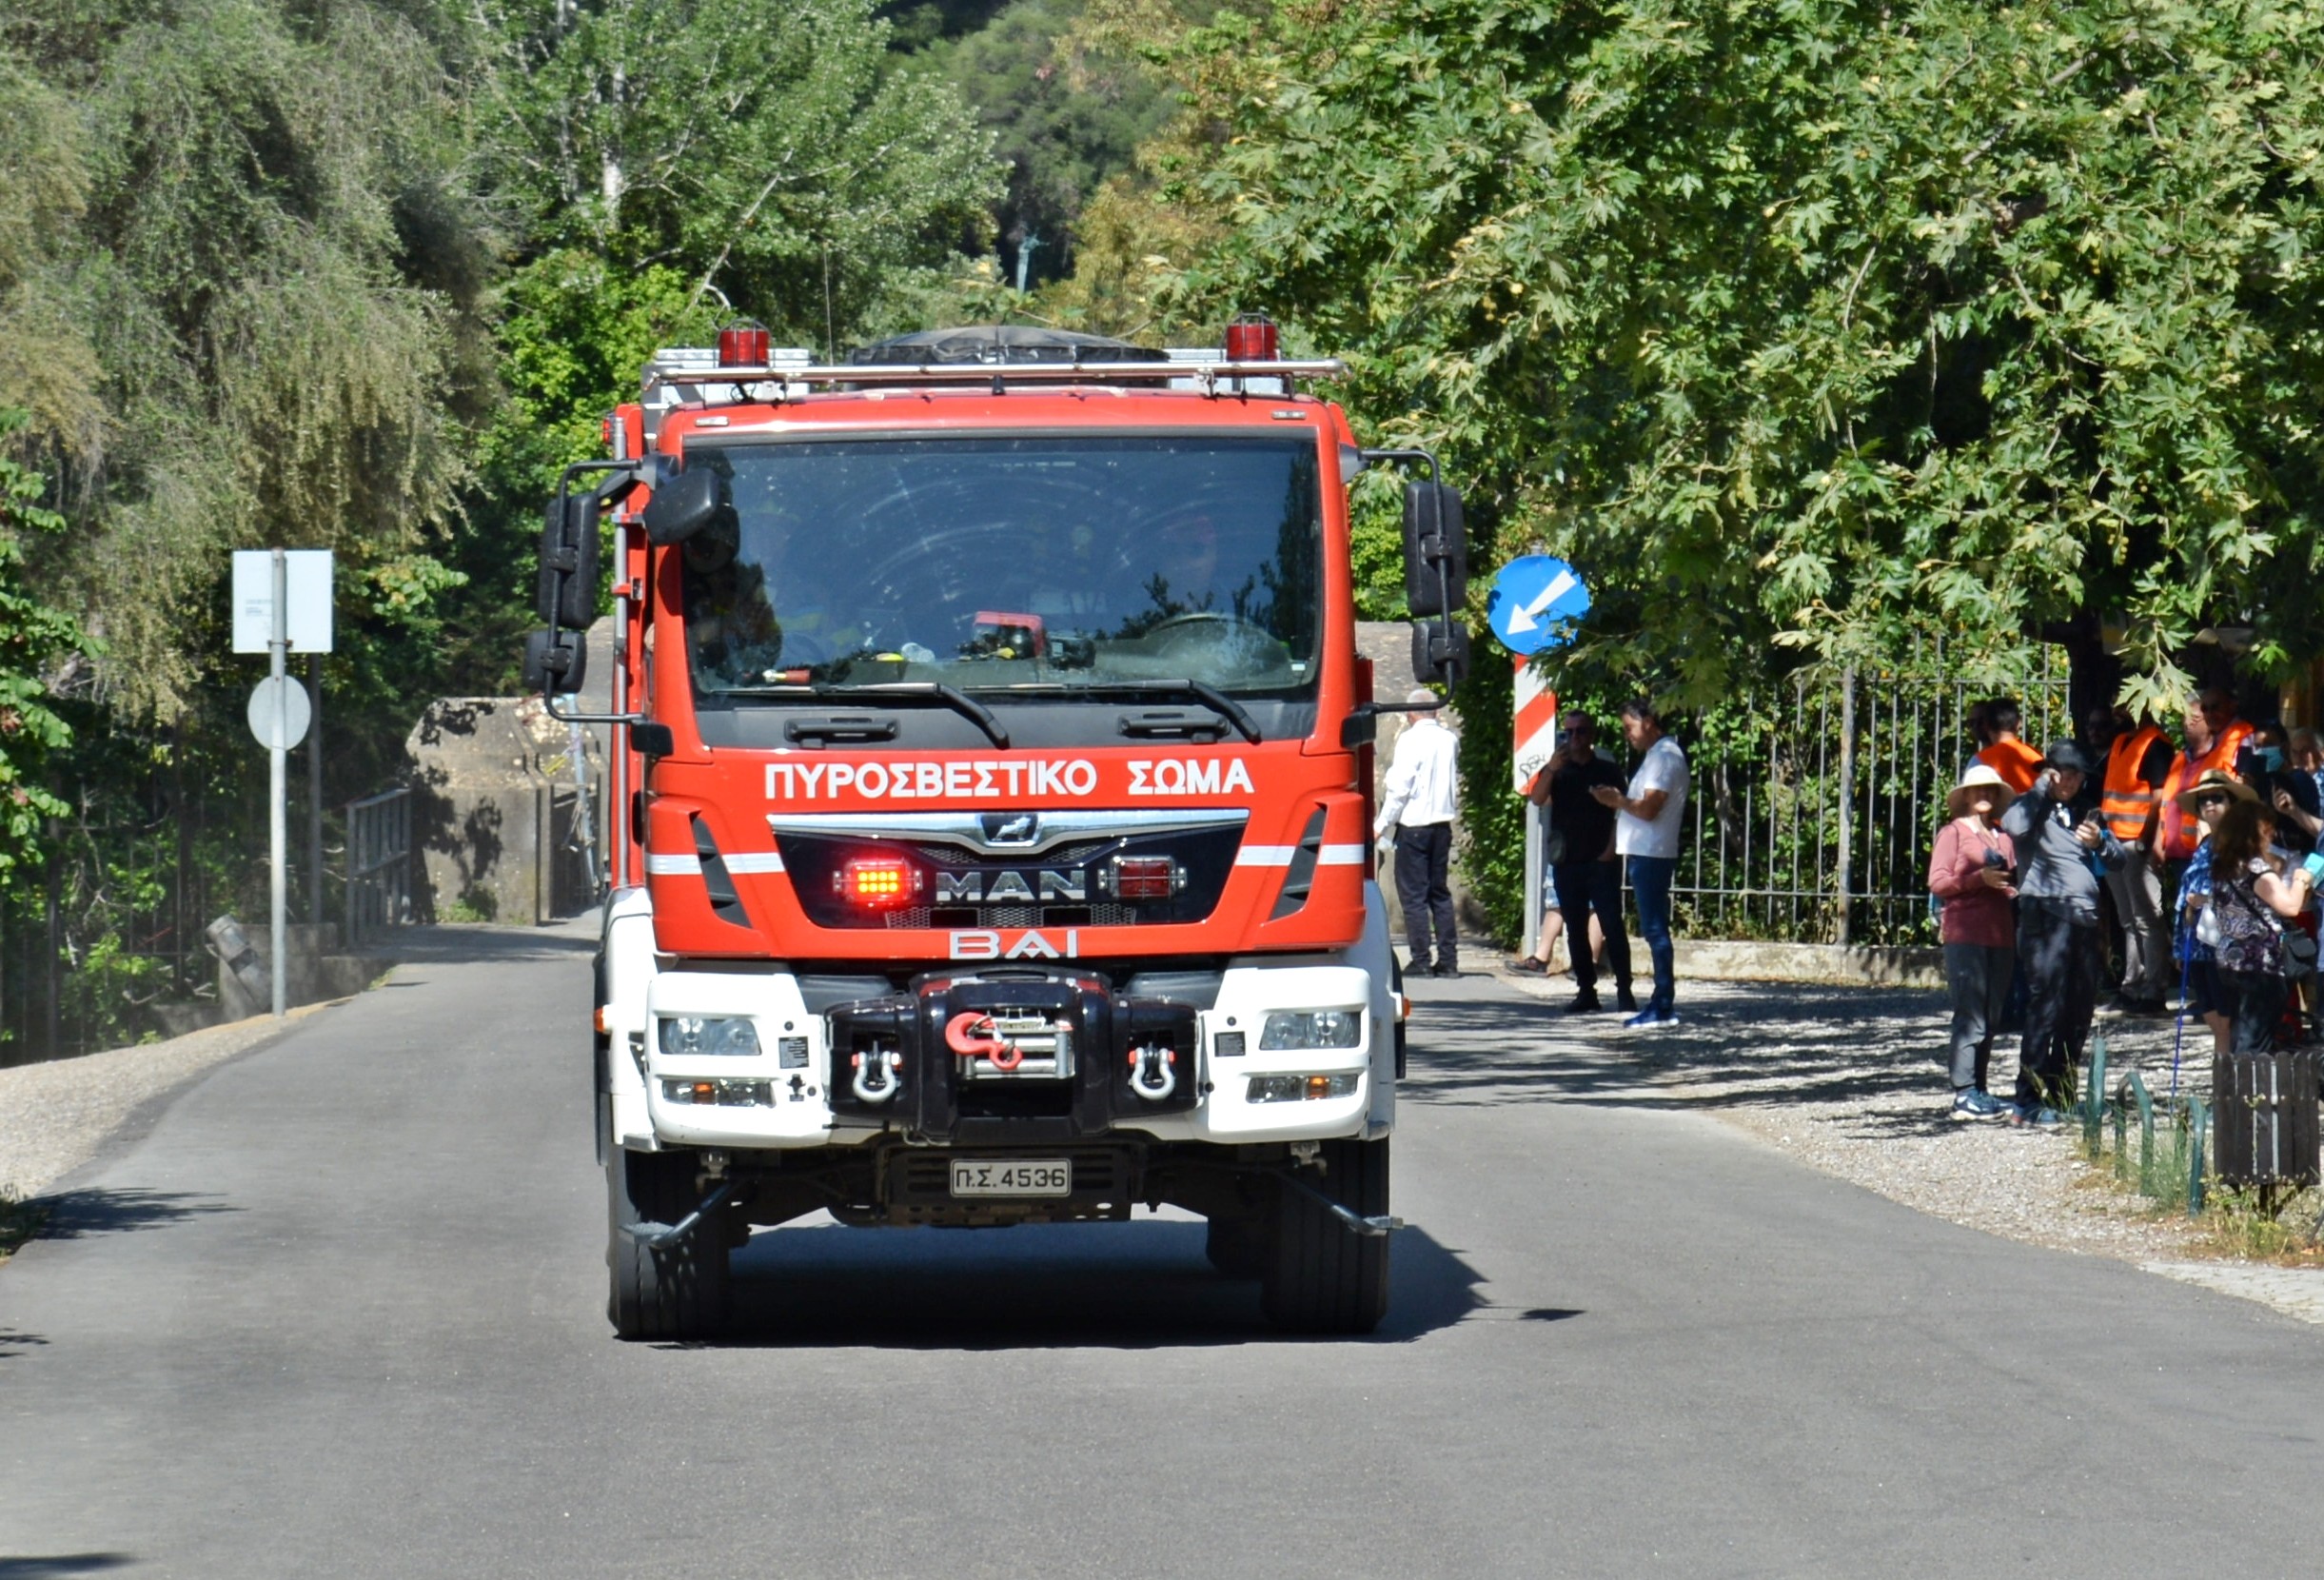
left=1513, top=656, right=1559, bottom=958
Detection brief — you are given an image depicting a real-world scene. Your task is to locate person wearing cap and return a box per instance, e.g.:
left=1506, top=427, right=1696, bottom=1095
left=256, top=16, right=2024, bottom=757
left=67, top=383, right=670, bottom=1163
left=2172, top=768, right=2259, bottom=1057
left=1927, top=764, right=2020, bottom=1119
left=1999, top=741, right=2127, bottom=1123
left=1376, top=688, right=1462, bottom=978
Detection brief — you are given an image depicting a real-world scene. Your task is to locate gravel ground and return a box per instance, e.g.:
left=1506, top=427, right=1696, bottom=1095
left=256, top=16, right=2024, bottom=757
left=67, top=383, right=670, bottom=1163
left=0, top=1002, right=335, bottom=1201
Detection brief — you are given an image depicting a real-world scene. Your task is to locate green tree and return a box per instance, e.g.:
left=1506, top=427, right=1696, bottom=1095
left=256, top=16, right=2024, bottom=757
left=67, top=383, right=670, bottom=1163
left=1155, top=0, right=2324, bottom=724
left=473, top=0, right=1000, bottom=347
left=3, top=0, right=493, bottom=716
left=0, top=413, right=81, bottom=899
left=928, top=0, right=1174, bottom=287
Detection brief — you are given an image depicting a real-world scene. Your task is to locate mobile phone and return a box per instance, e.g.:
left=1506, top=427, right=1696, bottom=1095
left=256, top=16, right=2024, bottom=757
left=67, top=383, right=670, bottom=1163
left=2303, top=851, right=2324, bottom=883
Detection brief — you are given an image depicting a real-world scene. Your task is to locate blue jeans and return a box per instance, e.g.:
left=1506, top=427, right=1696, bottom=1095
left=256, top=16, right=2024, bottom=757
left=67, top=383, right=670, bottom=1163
left=1627, top=855, right=1677, bottom=1013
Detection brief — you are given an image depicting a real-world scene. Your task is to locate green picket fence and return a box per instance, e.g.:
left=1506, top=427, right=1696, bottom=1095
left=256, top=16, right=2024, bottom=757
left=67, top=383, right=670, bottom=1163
left=2078, top=1036, right=2208, bottom=1215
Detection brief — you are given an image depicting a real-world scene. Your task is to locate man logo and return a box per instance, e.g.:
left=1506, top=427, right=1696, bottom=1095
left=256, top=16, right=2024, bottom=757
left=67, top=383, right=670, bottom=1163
left=980, top=812, right=1038, bottom=847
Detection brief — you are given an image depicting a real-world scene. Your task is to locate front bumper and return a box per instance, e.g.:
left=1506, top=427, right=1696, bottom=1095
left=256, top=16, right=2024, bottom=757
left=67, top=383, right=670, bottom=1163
left=628, top=959, right=1381, bottom=1150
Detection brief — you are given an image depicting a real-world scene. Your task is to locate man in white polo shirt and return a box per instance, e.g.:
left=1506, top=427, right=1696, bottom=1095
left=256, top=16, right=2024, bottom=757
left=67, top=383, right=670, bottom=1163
left=1376, top=688, right=1462, bottom=977
left=1591, top=699, right=1689, bottom=1025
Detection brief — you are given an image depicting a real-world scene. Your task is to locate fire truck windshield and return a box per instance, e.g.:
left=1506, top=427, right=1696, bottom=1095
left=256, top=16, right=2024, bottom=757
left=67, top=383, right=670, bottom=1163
left=677, top=436, right=1321, bottom=700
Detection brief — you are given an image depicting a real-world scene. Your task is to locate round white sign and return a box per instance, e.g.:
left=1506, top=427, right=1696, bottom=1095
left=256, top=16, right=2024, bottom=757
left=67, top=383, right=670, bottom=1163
left=246, top=675, right=313, bottom=751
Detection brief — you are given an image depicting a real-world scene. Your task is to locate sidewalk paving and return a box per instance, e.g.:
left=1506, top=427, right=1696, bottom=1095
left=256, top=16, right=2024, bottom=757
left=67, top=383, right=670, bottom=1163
left=1477, top=953, right=2324, bottom=1330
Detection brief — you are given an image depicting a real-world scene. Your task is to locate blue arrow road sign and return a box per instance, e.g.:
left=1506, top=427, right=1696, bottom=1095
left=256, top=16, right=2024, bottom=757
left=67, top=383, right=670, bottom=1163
left=1487, top=556, right=1590, bottom=656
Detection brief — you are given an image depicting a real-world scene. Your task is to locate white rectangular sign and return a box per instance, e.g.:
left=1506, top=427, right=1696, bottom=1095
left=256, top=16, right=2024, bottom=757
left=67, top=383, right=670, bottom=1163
left=232, top=550, right=334, bottom=654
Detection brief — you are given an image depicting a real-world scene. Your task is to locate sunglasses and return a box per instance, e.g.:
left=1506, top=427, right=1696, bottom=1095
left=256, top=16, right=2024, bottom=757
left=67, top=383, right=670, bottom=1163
left=2196, top=793, right=2231, bottom=807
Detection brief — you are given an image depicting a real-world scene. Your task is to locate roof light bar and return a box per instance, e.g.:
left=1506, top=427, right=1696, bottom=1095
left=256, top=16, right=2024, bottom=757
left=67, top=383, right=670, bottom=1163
left=652, top=357, right=1339, bottom=386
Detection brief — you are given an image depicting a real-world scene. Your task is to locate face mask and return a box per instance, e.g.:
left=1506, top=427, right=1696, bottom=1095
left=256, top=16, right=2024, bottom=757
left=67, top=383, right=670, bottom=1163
left=2259, top=747, right=2286, bottom=774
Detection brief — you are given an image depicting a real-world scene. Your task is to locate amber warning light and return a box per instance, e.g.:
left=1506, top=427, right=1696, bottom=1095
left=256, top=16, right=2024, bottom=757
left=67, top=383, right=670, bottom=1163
left=837, top=856, right=919, bottom=908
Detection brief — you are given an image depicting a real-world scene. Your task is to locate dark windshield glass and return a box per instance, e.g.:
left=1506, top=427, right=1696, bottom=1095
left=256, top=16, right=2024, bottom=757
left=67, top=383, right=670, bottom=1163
left=679, top=437, right=1321, bottom=698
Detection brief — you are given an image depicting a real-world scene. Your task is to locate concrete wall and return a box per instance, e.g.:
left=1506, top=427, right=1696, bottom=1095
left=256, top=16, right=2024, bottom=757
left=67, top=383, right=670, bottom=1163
left=405, top=697, right=602, bottom=924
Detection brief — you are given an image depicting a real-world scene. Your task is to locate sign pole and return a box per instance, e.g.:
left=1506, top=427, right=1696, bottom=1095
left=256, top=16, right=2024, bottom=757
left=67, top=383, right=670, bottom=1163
left=270, top=548, right=287, bottom=1018
left=306, top=653, right=324, bottom=928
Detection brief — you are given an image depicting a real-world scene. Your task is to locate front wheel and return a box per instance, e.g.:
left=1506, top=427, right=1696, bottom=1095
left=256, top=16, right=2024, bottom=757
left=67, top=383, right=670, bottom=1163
left=1261, top=1137, right=1390, bottom=1334
left=606, top=1147, right=731, bottom=1341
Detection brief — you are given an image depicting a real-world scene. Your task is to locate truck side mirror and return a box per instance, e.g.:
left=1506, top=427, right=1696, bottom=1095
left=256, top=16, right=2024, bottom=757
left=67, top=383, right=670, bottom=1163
left=640, top=465, right=729, bottom=546
left=523, top=628, right=587, bottom=695
left=537, top=492, right=601, bottom=632
left=1402, top=481, right=1468, bottom=618
left=1410, top=620, right=1470, bottom=686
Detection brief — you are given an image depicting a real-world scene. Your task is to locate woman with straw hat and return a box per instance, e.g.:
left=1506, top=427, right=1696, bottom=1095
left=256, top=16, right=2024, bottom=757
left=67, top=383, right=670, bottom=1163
left=1928, top=763, right=2019, bottom=1119
left=2172, top=768, right=2258, bottom=1057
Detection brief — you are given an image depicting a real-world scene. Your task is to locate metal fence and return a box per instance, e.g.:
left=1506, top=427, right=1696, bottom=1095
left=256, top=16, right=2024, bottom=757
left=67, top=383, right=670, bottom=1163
left=1671, top=652, right=2072, bottom=945
left=345, top=788, right=412, bottom=946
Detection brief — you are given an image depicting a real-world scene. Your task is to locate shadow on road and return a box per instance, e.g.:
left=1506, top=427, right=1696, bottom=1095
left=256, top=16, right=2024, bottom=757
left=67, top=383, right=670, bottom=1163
left=1399, top=979, right=1960, bottom=1117
left=385, top=921, right=599, bottom=964
left=0, top=1328, right=48, bottom=1361
left=32, top=1189, right=237, bottom=1241
left=0, top=1559, right=135, bottom=1578
left=698, top=1218, right=1485, bottom=1350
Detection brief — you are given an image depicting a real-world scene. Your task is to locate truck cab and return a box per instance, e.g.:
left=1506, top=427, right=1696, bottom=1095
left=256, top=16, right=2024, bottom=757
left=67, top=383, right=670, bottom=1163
left=537, top=324, right=1468, bottom=1338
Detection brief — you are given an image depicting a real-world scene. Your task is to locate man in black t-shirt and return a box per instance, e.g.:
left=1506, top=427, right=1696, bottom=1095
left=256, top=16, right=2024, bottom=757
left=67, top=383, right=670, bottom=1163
left=1543, top=712, right=1635, bottom=1014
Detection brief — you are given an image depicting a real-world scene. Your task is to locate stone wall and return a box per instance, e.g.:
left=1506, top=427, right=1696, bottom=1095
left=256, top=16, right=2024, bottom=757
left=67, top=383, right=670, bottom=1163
left=405, top=696, right=603, bottom=924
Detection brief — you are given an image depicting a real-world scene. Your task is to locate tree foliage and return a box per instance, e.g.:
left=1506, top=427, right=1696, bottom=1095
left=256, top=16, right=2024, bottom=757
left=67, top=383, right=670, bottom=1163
left=475, top=0, right=1000, bottom=346
left=0, top=414, right=80, bottom=899
left=3, top=0, right=490, bottom=714
left=925, top=0, right=1174, bottom=286
left=1154, top=0, right=2324, bottom=722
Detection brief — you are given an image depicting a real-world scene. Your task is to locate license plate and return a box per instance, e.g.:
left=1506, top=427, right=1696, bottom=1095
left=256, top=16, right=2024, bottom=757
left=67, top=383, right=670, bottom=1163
left=950, top=1158, right=1072, bottom=1197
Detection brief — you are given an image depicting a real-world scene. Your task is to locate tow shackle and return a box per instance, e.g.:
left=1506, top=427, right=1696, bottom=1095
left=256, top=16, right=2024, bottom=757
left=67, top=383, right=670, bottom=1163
left=1127, top=1041, right=1178, bottom=1102
left=850, top=1046, right=903, bottom=1104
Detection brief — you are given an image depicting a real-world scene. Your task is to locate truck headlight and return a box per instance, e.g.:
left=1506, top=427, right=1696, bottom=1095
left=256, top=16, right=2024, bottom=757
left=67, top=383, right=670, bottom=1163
left=1258, top=1010, right=1362, bottom=1050
left=659, top=1015, right=760, bottom=1057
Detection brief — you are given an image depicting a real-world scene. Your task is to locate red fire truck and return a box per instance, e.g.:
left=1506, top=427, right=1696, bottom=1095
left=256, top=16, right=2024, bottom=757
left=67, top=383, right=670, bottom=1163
left=527, top=321, right=1469, bottom=1338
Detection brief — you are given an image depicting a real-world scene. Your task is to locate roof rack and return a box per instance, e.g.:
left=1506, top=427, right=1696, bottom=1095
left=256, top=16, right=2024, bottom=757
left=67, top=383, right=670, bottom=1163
left=639, top=348, right=1346, bottom=438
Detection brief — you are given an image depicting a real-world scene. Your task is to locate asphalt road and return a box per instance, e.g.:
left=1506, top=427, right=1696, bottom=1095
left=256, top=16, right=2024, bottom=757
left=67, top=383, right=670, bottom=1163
left=5, top=931, right=2321, bottom=1579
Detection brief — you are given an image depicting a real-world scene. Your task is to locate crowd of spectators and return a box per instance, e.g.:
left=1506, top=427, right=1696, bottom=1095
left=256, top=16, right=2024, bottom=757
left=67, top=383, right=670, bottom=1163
left=1483, top=681, right=2320, bottom=1109
left=1931, top=690, right=2324, bottom=1125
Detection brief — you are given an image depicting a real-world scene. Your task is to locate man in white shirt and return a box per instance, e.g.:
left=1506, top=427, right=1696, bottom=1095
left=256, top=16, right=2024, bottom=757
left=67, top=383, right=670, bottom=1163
left=1376, top=688, right=1461, bottom=978
left=1591, top=699, right=1689, bottom=1025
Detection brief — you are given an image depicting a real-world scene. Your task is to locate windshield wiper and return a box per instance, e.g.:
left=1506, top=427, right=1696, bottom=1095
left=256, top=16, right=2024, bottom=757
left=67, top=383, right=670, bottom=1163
left=708, top=681, right=1010, bottom=748
left=964, top=680, right=1263, bottom=743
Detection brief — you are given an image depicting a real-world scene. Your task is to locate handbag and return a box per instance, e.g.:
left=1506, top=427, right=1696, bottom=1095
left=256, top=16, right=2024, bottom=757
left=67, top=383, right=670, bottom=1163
left=2282, top=928, right=2318, bottom=981
left=2196, top=902, right=2224, bottom=950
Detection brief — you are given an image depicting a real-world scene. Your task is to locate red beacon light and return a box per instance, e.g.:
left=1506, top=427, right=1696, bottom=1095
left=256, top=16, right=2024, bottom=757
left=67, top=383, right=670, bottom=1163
left=718, top=319, right=771, bottom=367
left=1110, top=856, right=1180, bottom=900
left=837, top=855, right=920, bottom=909
left=1224, top=312, right=1279, bottom=362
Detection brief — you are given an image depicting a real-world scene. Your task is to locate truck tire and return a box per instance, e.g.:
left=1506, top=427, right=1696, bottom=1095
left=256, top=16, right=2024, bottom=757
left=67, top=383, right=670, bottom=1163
left=606, top=1147, right=731, bottom=1341
left=1260, top=1137, right=1390, bottom=1334
left=1204, top=1214, right=1270, bottom=1280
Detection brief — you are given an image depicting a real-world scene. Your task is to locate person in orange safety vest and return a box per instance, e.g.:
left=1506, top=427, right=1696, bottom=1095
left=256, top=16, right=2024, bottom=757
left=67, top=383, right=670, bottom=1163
left=2096, top=701, right=2175, bottom=1012
left=2155, top=689, right=2255, bottom=867
left=1974, top=699, right=2045, bottom=794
